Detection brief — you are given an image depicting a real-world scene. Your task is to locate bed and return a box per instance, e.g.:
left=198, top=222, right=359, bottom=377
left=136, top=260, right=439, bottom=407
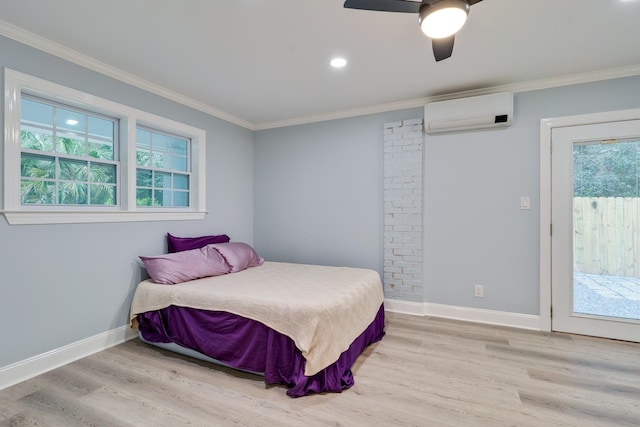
left=130, top=256, right=385, bottom=397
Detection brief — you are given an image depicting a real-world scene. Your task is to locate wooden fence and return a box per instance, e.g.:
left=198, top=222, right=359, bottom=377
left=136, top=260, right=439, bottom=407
left=573, top=197, right=640, bottom=277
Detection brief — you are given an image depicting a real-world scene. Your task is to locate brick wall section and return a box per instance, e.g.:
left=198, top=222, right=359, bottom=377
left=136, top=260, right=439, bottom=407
left=383, top=118, right=424, bottom=302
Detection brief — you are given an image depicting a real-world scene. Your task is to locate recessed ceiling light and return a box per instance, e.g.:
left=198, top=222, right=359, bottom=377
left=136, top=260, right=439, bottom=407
left=65, top=119, right=79, bottom=125
left=330, top=57, right=347, bottom=68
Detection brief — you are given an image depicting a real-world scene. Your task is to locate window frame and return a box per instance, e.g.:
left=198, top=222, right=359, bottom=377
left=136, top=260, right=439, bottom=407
left=3, top=68, right=206, bottom=225
left=20, top=94, right=120, bottom=207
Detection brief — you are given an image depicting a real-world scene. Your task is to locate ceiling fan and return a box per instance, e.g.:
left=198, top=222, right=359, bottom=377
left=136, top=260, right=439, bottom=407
left=343, top=0, right=483, bottom=61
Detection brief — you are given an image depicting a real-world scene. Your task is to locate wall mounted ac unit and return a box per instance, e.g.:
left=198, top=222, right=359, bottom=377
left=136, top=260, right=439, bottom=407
left=424, top=92, right=513, bottom=134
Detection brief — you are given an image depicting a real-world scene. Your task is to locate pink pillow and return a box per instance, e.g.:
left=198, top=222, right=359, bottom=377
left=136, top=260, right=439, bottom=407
left=140, top=245, right=231, bottom=284
left=209, top=242, right=264, bottom=273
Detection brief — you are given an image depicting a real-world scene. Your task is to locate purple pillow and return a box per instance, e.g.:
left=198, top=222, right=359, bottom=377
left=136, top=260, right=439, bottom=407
left=140, top=245, right=231, bottom=284
left=209, top=242, right=264, bottom=273
left=167, top=232, right=230, bottom=253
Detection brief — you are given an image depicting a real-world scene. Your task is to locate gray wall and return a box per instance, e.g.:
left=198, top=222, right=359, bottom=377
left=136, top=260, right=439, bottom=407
left=255, top=75, right=640, bottom=316
left=253, top=109, right=422, bottom=274
left=0, top=36, right=254, bottom=367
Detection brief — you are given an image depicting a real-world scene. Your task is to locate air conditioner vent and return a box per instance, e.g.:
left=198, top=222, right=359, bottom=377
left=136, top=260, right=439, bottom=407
left=425, top=92, right=513, bottom=134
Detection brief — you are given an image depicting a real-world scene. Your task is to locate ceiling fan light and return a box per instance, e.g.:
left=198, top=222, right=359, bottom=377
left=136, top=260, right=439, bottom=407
left=419, top=0, right=469, bottom=39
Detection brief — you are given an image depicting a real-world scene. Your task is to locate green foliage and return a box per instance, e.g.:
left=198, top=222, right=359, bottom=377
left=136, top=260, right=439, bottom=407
left=136, top=188, right=161, bottom=207
left=19, top=130, right=116, bottom=206
left=21, top=129, right=53, bottom=151
left=573, top=140, right=640, bottom=197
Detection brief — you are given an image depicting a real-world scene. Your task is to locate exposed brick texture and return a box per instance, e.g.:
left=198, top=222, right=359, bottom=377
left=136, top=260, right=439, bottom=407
left=383, top=119, right=423, bottom=302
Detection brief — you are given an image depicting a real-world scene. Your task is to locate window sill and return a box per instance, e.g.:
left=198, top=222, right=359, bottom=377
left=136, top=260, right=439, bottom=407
left=2, top=210, right=207, bottom=225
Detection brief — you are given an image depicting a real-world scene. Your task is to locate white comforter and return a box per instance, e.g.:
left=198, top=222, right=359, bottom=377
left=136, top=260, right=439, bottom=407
left=130, top=262, right=384, bottom=376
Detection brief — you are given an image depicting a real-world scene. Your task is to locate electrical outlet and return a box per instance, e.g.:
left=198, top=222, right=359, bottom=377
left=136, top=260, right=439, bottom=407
left=474, top=284, right=484, bottom=298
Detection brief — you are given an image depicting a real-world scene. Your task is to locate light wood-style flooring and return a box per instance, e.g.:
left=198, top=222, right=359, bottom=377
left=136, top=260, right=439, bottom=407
left=1, top=312, right=639, bottom=426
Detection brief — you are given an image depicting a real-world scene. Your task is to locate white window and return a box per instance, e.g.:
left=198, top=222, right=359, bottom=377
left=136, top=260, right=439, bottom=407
left=135, top=127, right=191, bottom=208
left=20, top=95, right=119, bottom=206
left=3, top=68, right=206, bottom=225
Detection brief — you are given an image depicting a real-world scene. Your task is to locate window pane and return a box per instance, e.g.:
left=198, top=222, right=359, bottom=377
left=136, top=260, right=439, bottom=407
left=21, top=128, right=54, bottom=152
left=21, top=154, right=55, bottom=179
left=21, top=98, right=53, bottom=127
left=56, top=108, right=85, bottom=133
left=90, top=184, right=116, bottom=205
left=574, top=140, right=640, bottom=197
left=136, top=150, right=150, bottom=167
left=152, top=150, right=167, bottom=169
left=90, top=163, right=116, bottom=184
left=170, top=138, right=188, bottom=156
left=89, top=138, right=114, bottom=160
left=173, top=191, right=189, bottom=207
left=154, top=171, right=171, bottom=189
left=172, top=156, right=188, bottom=172
left=137, top=128, right=151, bottom=147
left=153, top=133, right=171, bottom=151
left=59, top=182, right=88, bottom=205
left=136, top=169, right=152, bottom=187
left=88, top=116, right=114, bottom=140
left=21, top=179, right=56, bottom=204
left=57, top=134, right=85, bottom=156
left=174, top=173, right=189, bottom=190
left=154, top=189, right=170, bottom=206
left=59, top=159, right=88, bottom=181
left=136, top=188, right=153, bottom=206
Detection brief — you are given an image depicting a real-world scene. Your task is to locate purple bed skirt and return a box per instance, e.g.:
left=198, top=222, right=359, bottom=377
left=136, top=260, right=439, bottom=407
left=137, top=304, right=385, bottom=397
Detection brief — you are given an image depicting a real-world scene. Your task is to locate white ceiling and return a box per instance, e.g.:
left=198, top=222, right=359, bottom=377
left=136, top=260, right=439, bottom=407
left=1, top=0, right=640, bottom=129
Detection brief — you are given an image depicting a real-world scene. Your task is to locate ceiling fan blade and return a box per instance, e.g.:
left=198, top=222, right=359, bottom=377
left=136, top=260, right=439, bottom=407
left=432, top=35, right=455, bottom=61
left=343, top=0, right=421, bottom=13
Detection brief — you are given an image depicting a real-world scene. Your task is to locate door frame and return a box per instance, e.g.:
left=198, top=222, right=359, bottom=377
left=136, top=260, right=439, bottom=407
left=539, top=107, right=640, bottom=332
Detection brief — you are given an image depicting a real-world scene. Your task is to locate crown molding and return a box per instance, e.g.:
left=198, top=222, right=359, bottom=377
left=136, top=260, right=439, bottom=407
left=255, top=64, right=640, bottom=130
left=0, top=19, right=255, bottom=130
left=2, top=19, right=640, bottom=132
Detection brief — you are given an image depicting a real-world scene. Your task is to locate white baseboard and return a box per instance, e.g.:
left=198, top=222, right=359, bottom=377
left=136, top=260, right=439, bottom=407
left=0, top=325, right=138, bottom=391
left=384, top=298, right=426, bottom=316
left=385, top=298, right=541, bottom=330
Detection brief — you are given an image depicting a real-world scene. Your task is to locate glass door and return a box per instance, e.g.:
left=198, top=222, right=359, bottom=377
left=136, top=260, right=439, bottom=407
left=551, top=120, right=640, bottom=342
